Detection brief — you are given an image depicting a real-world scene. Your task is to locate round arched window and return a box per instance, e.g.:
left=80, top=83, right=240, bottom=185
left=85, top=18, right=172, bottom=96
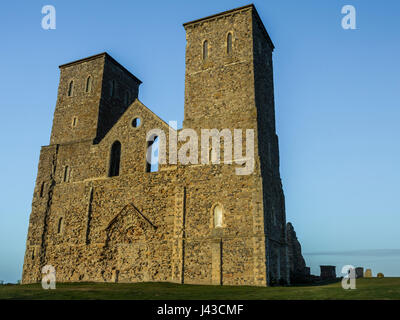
left=132, top=118, right=141, bottom=128
left=213, top=204, right=223, bottom=228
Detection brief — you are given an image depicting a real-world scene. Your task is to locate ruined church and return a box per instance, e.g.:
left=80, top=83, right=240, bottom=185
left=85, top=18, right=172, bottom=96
left=22, top=4, right=307, bottom=286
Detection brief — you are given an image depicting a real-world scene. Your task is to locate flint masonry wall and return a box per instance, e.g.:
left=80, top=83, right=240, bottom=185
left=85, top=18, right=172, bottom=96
left=23, top=4, right=290, bottom=286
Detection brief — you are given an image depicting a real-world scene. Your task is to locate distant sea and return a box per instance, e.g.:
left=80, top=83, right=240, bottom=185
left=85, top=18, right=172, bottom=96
left=303, top=249, right=400, bottom=277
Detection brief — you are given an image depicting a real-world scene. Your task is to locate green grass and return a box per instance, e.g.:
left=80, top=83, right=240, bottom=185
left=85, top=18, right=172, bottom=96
left=1, top=278, right=399, bottom=300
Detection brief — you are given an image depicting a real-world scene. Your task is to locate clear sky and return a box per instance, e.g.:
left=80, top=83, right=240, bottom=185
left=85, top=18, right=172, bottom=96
left=0, top=0, right=399, bottom=283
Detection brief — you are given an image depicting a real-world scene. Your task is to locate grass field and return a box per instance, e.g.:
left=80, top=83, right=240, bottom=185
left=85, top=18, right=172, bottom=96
left=1, top=278, right=399, bottom=300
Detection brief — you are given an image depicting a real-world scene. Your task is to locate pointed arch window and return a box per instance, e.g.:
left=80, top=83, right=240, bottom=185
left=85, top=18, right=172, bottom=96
left=203, top=40, right=208, bottom=60
left=227, top=32, right=232, bottom=54
left=86, top=76, right=92, bottom=93
left=109, top=141, right=121, bottom=177
left=213, top=204, right=223, bottom=228
left=68, top=80, right=74, bottom=97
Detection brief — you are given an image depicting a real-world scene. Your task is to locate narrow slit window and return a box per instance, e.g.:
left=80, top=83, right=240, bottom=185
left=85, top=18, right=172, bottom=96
left=63, top=166, right=70, bottom=182
left=86, top=76, right=92, bottom=93
left=68, top=81, right=74, bottom=97
left=203, top=40, right=208, bottom=60
left=109, top=141, right=121, bottom=177
left=146, top=136, right=159, bottom=172
left=227, top=33, right=232, bottom=54
left=57, top=217, right=63, bottom=234
left=39, top=182, right=45, bottom=197
left=213, top=204, right=223, bottom=228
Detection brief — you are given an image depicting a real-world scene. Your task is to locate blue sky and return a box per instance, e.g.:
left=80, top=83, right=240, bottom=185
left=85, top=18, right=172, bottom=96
left=0, top=0, right=399, bottom=282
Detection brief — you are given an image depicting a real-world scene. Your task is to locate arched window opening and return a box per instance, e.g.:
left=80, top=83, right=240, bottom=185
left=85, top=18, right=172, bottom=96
left=57, top=217, right=64, bottom=234
left=213, top=204, right=223, bottom=228
left=86, top=76, right=92, bottom=93
left=72, top=116, right=77, bottom=127
left=31, top=248, right=35, bottom=260
left=146, top=136, right=159, bottom=173
left=203, top=40, right=208, bottom=60
left=227, top=33, right=232, bottom=54
left=68, top=81, right=74, bottom=97
left=109, top=141, right=121, bottom=177
left=63, top=166, right=70, bottom=182
left=110, top=80, right=116, bottom=98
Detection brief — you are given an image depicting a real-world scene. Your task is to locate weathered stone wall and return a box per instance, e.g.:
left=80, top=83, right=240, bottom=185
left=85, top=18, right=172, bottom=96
left=23, top=4, right=292, bottom=286
left=286, top=222, right=307, bottom=283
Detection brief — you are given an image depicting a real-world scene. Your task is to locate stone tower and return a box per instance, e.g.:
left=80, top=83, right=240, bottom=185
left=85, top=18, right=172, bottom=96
left=50, top=53, right=141, bottom=145
left=22, top=4, right=291, bottom=286
left=182, top=4, right=288, bottom=284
